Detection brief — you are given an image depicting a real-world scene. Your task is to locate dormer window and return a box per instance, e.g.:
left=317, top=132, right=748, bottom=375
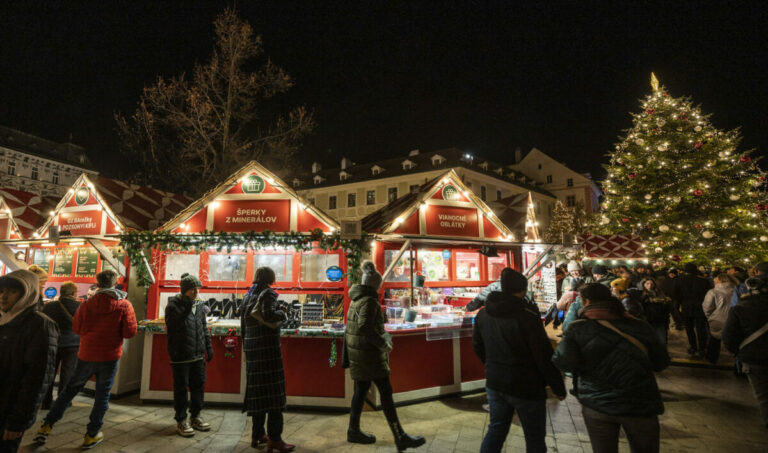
left=478, top=161, right=489, bottom=170
left=431, top=154, right=445, bottom=166
left=339, top=170, right=351, bottom=181
left=292, top=178, right=301, bottom=188
left=313, top=174, right=325, bottom=185
left=402, top=159, right=416, bottom=171
left=371, top=165, right=385, bottom=176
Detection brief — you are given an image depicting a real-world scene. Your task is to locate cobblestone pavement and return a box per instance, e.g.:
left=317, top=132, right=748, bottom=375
left=16, top=365, right=768, bottom=453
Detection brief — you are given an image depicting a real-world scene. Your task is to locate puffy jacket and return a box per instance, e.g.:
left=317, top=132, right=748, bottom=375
left=722, top=279, right=768, bottom=366
left=473, top=291, right=565, bottom=400
left=620, top=289, right=645, bottom=319
left=703, top=285, right=735, bottom=339
left=673, top=273, right=711, bottom=318
left=641, top=291, right=672, bottom=325
left=42, top=296, right=82, bottom=348
left=165, top=294, right=212, bottom=363
left=345, top=284, right=391, bottom=381
left=561, top=275, right=594, bottom=293
left=74, top=289, right=137, bottom=362
left=552, top=301, right=670, bottom=417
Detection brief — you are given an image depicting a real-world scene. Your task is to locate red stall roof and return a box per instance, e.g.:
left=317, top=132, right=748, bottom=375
left=490, top=192, right=541, bottom=242
left=0, top=188, right=58, bottom=239
left=579, top=234, right=647, bottom=259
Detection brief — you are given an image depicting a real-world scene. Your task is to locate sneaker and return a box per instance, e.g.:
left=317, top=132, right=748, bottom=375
left=33, top=423, right=52, bottom=444
left=177, top=420, right=195, bottom=437
left=81, top=432, right=104, bottom=450
left=191, top=416, right=211, bottom=432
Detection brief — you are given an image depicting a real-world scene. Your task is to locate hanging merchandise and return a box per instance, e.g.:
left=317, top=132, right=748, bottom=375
left=222, top=328, right=239, bottom=359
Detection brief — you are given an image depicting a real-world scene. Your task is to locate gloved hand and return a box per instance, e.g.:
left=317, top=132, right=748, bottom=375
left=206, top=349, right=214, bottom=362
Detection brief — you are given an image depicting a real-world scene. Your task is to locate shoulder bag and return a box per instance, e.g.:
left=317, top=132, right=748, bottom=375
left=597, top=320, right=648, bottom=357
left=740, top=321, right=768, bottom=350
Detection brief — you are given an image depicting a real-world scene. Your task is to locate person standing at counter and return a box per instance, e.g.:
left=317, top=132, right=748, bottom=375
left=41, top=281, right=82, bottom=410
left=241, top=267, right=295, bottom=453
left=165, top=273, right=213, bottom=437
left=345, top=261, right=425, bottom=451
left=473, top=268, right=566, bottom=453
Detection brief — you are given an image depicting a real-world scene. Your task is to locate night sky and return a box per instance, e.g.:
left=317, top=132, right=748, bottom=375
left=1, top=1, right=767, bottom=178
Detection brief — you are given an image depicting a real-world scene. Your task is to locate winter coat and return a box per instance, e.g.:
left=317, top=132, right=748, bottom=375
left=722, top=276, right=768, bottom=366
left=641, top=291, right=672, bottom=326
left=0, top=271, right=59, bottom=432
left=593, top=275, right=616, bottom=287
left=672, top=273, right=711, bottom=318
left=241, top=284, right=287, bottom=414
left=552, top=301, right=670, bottom=417
left=618, top=289, right=645, bottom=319
left=562, top=299, right=582, bottom=331
left=345, top=284, right=391, bottom=381
left=561, top=275, right=594, bottom=294
left=42, top=296, right=82, bottom=348
left=468, top=279, right=539, bottom=313
left=473, top=291, right=565, bottom=400
left=702, top=285, right=735, bottom=339
left=74, top=288, right=137, bottom=362
left=165, top=294, right=213, bottom=363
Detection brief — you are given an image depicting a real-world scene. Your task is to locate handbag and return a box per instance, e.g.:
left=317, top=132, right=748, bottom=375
left=740, top=320, right=768, bottom=350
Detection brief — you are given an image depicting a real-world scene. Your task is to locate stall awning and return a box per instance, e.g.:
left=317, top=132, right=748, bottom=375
left=579, top=234, right=646, bottom=259
left=0, top=188, right=58, bottom=239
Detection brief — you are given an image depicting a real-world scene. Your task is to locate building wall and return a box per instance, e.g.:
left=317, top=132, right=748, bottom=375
left=0, top=147, right=96, bottom=196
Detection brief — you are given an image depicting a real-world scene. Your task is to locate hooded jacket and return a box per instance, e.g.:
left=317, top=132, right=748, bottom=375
left=165, top=294, right=213, bottom=363
left=703, top=284, right=735, bottom=339
left=345, top=284, right=391, bottom=381
left=74, top=288, right=137, bottom=362
left=722, top=275, right=768, bottom=365
left=473, top=275, right=566, bottom=400
left=0, top=270, right=59, bottom=431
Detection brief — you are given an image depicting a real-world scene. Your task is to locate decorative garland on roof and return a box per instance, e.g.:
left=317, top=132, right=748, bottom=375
left=119, top=228, right=370, bottom=287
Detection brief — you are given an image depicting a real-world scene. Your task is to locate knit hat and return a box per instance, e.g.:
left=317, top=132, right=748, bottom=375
left=683, top=262, right=699, bottom=274
left=361, top=261, right=382, bottom=290
left=610, top=278, right=629, bottom=292
left=592, top=265, right=608, bottom=276
left=500, top=268, right=528, bottom=294
left=567, top=260, right=581, bottom=272
left=180, top=273, right=203, bottom=294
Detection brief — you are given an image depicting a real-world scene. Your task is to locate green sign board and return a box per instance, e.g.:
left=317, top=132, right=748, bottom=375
left=33, top=249, right=51, bottom=273
left=101, top=248, right=125, bottom=274
left=74, top=187, right=90, bottom=205
left=241, top=174, right=266, bottom=194
left=76, top=248, right=99, bottom=277
left=52, top=249, right=73, bottom=277
left=442, top=184, right=460, bottom=201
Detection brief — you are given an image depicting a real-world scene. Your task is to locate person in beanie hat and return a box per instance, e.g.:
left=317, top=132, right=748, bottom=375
left=26, top=264, right=48, bottom=310
left=344, top=261, right=425, bottom=450
left=561, top=261, right=593, bottom=294
left=474, top=268, right=566, bottom=452
left=0, top=270, right=58, bottom=453
left=164, top=273, right=212, bottom=437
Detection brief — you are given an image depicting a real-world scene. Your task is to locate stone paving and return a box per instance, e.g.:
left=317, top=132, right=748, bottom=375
left=16, top=364, right=768, bottom=453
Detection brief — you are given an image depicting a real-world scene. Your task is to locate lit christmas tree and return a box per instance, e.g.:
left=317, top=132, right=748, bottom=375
left=598, top=73, right=768, bottom=266
left=542, top=201, right=589, bottom=244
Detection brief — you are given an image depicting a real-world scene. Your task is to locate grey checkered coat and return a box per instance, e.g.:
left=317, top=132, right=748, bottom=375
left=241, top=284, right=288, bottom=414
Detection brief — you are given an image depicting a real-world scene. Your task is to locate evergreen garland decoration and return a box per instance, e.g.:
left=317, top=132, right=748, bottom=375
left=119, top=228, right=370, bottom=287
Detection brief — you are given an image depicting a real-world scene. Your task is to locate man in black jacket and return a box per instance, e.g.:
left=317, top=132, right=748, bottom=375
left=41, top=281, right=82, bottom=409
left=473, top=268, right=566, bottom=453
left=673, top=263, right=712, bottom=355
left=723, top=263, right=768, bottom=428
left=0, top=269, right=58, bottom=453
left=165, top=273, right=213, bottom=437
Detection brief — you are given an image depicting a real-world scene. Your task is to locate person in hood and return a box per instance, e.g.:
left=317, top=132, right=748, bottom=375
left=552, top=283, right=669, bottom=453
left=41, top=281, right=82, bottom=410
left=344, top=261, right=425, bottom=451
left=702, top=273, right=736, bottom=364
left=26, top=264, right=48, bottom=310
left=639, top=278, right=672, bottom=347
left=561, top=261, right=594, bottom=294
left=474, top=268, right=566, bottom=453
left=165, top=273, right=213, bottom=437
left=0, top=269, right=58, bottom=453
left=673, top=263, right=712, bottom=356
left=35, top=270, right=137, bottom=450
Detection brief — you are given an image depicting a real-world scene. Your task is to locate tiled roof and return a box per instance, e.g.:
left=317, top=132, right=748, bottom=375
left=361, top=175, right=443, bottom=233
left=0, top=187, right=58, bottom=238
left=0, top=125, right=94, bottom=169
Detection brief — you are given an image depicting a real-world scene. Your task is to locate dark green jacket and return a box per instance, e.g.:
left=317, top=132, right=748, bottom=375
left=345, top=285, right=392, bottom=381
left=552, top=302, right=669, bottom=417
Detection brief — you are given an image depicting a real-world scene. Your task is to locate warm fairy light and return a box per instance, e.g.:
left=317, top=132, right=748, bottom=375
left=68, top=188, right=74, bottom=194
left=329, top=227, right=335, bottom=232
left=211, top=201, right=220, bottom=208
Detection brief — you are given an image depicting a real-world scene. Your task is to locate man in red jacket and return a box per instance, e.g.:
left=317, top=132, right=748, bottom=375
left=34, top=270, right=137, bottom=450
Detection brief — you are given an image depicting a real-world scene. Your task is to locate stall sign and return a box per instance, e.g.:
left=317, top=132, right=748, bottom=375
left=33, top=248, right=51, bottom=273
left=53, top=249, right=74, bottom=277
left=59, top=210, right=102, bottom=236
left=76, top=248, right=99, bottom=277
left=424, top=205, right=479, bottom=237
left=441, top=249, right=451, bottom=260
left=442, top=185, right=460, bottom=201
left=325, top=265, right=343, bottom=282
left=44, top=287, right=57, bottom=298
left=241, top=175, right=266, bottom=194
left=74, top=187, right=90, bottom=205
left=212, top=200, right=290, bottom=233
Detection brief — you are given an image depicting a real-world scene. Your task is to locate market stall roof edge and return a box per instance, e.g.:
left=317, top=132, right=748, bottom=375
left=0, top=187, right=58, bottom=239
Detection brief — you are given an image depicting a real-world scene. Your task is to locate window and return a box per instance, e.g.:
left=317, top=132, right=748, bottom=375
left=388, top=187, right=397, bottom=202
left=456, top=251, right=480, bottom=281
left=487, top=255, right=509, bottom=281
left=300, top=253, right=340, bottom=282
left=480, top=186, right=487, bottom=201
left=31, top=167, right=38, bottom=180
left=566, top=196, right=576, bottom=207
left=328, top=196, right=337, bottom=210
left=254, top=252, right=293, bottom=281
left=546, top=175, right=553, bottom=184
left=208, top=254, right=247, bottom=281
left=538, top=164, right=542, bottom=170
left=419, top=251, right=449, bottom=281
left=496, top=190, right=502, bottom=201
left=348, top=193, right=356, bottom=207
left=8, top=161, right=15, bottom=176
left=409, top=184, right=419, bottom=193
left=385, top=250, right=412, bottom=282
left=402, top=160, right=415, bottom=171
left=52, top=171, right=59, bottom=184
left=366, top=190, right=375, bottom=205
left=567, top=178, right=574, bottom=187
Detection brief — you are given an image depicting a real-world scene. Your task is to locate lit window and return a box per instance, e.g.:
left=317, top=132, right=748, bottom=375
left=348, top=193, right=356, bottom=207
left=366, top=190, right=375, bottom=205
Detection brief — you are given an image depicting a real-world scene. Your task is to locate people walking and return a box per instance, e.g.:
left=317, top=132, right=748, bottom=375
left=673, top=263, right=712, bottom=356
left=34, top=270, right=137, bottom=449
left=0, top=269, right=59, bottom=453
left=723, top=262, right=768, bottom=428
left=610, top=278, right=644, bottom=319
left=702, top=273, right=736, bottom=364
left=165, top=273, right=213, bottom=437
left=474, top=268, right=566, bottom=453
left=41, top=281, right=82, bottom=410
left=241, top=267, right=295, bottom=453
left=552, top=283, right=669, bottom=453
left=640, top=278, right=672, bottom=346
left=344, top=261, right=425, bottom=451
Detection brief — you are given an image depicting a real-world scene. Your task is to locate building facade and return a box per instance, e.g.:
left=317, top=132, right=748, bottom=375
left=0, top=125, right=96, bottom=197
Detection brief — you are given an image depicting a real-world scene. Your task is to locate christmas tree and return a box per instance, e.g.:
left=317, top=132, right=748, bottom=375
left=542, top=201, right=589, bottom=244
left=597, top=73, right=768, bottom=266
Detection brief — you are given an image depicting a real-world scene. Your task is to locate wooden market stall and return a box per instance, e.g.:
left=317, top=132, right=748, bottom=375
left=0, top=188, right=57, bottom=275
left=139, top=161, right=354, bottom=407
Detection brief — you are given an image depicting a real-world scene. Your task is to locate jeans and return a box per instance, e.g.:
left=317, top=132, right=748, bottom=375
left=42, top=346, right=80, bottom=409
left=171, top=360, right=206, bottom=421
left=350, top=377, right=398, bottom=429
left=252, top=412, right=283, bottom=442
left=480, top=387, right=546, bottom=453
left=582, top=406, right=659, bottom=453
left=704, top=335, right=721, bottom=364
left=44, top=359, right=119, bottom=436
left=684, top=316, right=708, bottom=352
left=744, top=363, right=768, bottom=428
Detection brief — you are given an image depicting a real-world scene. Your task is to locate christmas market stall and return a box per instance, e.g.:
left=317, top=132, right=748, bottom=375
left=362, top=169, right=534, bottom=404
left=135, top=161, right=362, bottom=407
left=0, top=188, right=57, bottom=275
left=578, top=234, right=648, bottom=268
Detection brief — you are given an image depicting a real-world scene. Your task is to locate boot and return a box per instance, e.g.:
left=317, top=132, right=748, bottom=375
left=251, top=435, right=268, bottom=448
left=266, top=440, right=296, bottom=453
left=348, top=407, right=376, bottom=444
left=388, top=420, right=425, bottom=451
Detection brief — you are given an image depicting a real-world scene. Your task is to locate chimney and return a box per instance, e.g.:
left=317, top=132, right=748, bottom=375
left=408, top=149, right=420, bottom=157
left=311, top=162, right=322, bottom=174
left=514, top=147, right=522, bottom=164
left=340, top=157, right=353, bottom=170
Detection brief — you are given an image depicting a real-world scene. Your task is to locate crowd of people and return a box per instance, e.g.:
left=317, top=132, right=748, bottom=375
left=1, top=256, right=767, bottom=453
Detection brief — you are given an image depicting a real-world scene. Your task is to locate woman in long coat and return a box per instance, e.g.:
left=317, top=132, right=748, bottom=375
left=241, top=267, right=295, bottom=453
left=344, top=261, right=425, bottom=451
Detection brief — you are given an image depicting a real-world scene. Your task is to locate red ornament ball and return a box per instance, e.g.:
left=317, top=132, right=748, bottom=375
left=652, top=128, right=659, bottom=133
left=757, top=204, right=767, bottom=211
left=671, top=254, right=681, bottom=262
left=664, top=93, right=670, bottom=97
left=741, top=156, right=752, bottom=163
left=645, top=108, right=655, bottom=114
left=692, top=189, right=704, bottom=196
left=621, top=217, right=630, bottom=223
left=628, top=173, right=636, bottom=179
left=695, top=224, right=702, bottom=229
left=760, top=176, right=766, bottom=182
left=660, top=241, right=666, bottom=245
left=694, top=142, right=703, bottom=149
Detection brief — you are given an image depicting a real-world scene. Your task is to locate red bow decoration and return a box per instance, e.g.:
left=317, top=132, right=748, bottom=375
left=694, top=142, right=703, bottom=149
left=222, top=328, right=240, bottom=359
left=741, top=156, right=752, bottom=163
left=628, top=173, right=636, bottom=180
left=621, top=217, right=630, bottom=223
